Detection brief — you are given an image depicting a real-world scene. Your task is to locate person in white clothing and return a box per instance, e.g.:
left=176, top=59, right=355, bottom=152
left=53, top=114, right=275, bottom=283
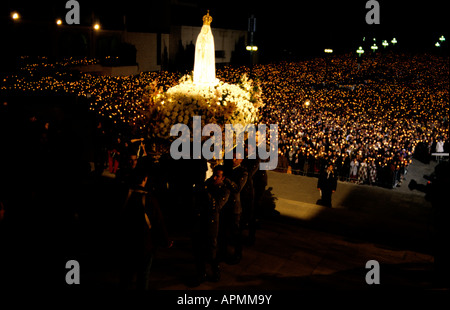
left=436, top=139, right=444, bottom=153
left=349, top=158, right=359, bottom=182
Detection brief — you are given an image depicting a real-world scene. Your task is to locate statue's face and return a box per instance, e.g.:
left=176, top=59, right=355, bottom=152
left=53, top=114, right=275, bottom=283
left=201, top=26, right=209, bottom=34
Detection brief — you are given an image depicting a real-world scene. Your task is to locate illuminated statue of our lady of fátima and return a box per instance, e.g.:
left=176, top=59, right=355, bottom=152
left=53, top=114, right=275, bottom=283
left=193, top=10, right=218, bottom=86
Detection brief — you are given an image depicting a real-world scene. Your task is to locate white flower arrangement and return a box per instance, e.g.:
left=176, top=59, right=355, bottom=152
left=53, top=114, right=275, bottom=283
left=142, top=73, right=263, bottom=140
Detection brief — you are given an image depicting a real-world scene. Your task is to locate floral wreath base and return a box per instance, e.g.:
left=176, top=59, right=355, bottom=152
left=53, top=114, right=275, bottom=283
left=141, top=73, right=263, bottom=142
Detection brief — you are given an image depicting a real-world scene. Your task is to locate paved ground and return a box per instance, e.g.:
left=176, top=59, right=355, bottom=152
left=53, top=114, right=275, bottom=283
left=79, top=159, right=448, bottom=291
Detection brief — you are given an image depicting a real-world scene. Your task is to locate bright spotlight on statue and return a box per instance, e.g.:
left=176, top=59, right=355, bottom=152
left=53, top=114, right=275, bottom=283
left=193, top=10, right=218, bottom=86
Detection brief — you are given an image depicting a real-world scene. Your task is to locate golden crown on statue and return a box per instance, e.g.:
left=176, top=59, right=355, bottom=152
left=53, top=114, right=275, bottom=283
left=202, top=10, right=213, bottom=26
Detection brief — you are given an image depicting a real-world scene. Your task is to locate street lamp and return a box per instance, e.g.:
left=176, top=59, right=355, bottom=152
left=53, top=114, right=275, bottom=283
left=439, top=35, right=446, bottom=42
left=382, top=40, right=389, bottom=48
left=371, top=43, right=378, bottom=53
left=435, top=42, right=441, bottom=47
left=56, top=19, right=63, bottom=26
left=391, top=38, right=397, bottom=45
left=246, top=45, right=258, bottom=51
left=91, top=22, right=101, bottom=58
left=323, top=49, right=333, bottom=83
left=357, top=46, right=364, bottom=57
left=11, top=11, right=20, bottom=21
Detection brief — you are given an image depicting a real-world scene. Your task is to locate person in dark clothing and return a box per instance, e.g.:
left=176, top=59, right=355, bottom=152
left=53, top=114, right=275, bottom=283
left=108, top=135, right=126, bottom=174
left=220, top=153, right=248, bottom=265
left=192, top=165, right=230, bottom=284
left=317, top=163, right=337, bottom=208
left=253, top=164, right=267, bottom=220
left=94, top=121, right=108, bottom=176
left=119, top=169, right=172, bottom=290
left=409, top=161, right=450, bottom=288
left=0, top=199, right=5, bottom=223
left=341, top=155, right=351, bottom=181
left=115, top=149, right=149, bottom=189
left=241, top=143, right=259, bottom=246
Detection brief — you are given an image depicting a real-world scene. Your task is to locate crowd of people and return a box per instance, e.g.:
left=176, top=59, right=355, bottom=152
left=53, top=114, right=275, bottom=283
left=244, top=53, right=449, bottom=188
left=2, top=54, right=448, bottom=189
left=87, top=52, right=449, bottom=287
left=0, top=101, right=270, bottom=289
left=91, top=124, right=269, bottom=288
left=1, top=51, right=448, bottom=289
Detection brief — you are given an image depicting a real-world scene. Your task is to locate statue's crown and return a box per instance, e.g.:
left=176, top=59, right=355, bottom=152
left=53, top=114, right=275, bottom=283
left=202, top=10, right=212, bottom=26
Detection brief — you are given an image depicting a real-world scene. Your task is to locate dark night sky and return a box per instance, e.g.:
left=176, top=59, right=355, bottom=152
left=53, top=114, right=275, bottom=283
left=2, top=0, right=448, bottom=58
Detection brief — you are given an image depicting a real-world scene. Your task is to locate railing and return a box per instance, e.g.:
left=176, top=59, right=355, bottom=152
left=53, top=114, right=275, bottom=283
left=273, top=165, right=405, bottom=189
left=431, top=153, right=449, bottom=162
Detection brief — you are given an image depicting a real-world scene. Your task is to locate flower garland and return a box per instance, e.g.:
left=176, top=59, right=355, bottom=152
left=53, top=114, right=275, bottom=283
left=141, top=73, right=263, bottom=140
